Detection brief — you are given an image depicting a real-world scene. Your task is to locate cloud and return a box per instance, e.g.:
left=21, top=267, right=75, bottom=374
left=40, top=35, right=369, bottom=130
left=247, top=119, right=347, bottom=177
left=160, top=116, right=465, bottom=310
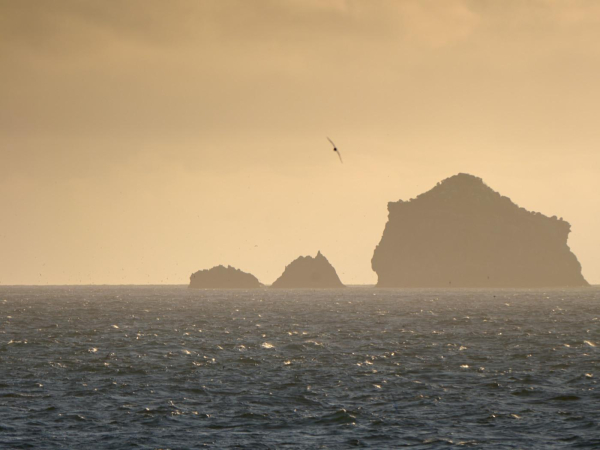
left=0, top=0, right=480, bottom=58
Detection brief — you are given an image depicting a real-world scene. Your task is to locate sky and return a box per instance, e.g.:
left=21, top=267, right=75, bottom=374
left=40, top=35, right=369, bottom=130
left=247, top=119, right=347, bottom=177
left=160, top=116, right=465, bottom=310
left=1, top=0, right=600, bottom=285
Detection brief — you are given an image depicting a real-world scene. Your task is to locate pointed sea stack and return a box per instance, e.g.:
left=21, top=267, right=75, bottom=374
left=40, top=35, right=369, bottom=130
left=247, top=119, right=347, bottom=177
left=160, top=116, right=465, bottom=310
left=189, top=265, right=262, bottom=288
left=272, top=251, right=345, bottom=288
left=372, top=173, right=588, bottom=288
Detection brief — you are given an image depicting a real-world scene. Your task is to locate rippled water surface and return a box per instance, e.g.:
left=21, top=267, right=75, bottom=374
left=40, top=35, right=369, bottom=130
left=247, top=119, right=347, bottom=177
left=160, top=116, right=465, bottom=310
left=2, top=286, right=600, bottom=448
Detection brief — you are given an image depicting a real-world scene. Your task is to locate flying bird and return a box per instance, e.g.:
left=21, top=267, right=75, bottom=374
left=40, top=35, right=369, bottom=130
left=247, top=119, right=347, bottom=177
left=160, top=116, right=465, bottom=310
left=327, top=137, right=343, bottom=163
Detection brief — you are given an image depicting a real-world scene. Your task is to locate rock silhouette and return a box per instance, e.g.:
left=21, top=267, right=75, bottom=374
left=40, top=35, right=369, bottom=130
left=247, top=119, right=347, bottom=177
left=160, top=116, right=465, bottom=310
left=372, top=173, right=588, bottom=288
left=272, top=251, right=345, bottom=288
left=189, top=265, right=262, bottom=288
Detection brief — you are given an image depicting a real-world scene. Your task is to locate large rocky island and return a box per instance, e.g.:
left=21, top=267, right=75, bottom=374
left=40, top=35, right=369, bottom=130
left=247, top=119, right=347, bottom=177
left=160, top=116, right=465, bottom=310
left=189, top=265, right=262, bottom=288
left=372, top=173, right=588, bottom=288
left=272, top=251, right=345, bottom=288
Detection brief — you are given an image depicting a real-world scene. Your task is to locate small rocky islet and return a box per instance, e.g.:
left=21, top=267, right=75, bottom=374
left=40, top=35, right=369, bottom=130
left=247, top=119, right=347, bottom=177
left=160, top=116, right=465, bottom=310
left=189, top=265, right=262, bottom=289
left=271, top=251, right=344, bottom=288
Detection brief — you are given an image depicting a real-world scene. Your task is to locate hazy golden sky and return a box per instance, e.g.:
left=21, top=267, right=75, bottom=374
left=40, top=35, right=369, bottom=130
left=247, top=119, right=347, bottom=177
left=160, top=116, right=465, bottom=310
left=2, top=0, right=600, bottom=285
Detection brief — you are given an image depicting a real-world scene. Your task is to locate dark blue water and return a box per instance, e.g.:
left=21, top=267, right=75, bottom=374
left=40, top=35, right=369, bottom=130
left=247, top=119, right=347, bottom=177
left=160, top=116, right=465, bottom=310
left=1, top=286, right=600, bottom=449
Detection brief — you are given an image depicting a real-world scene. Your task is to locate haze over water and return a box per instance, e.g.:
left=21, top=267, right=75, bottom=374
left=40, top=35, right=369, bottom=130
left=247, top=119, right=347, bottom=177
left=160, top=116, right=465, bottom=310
left=2, top=286, right=600, bottom=448
left=3, top=1, right=600, bottom=286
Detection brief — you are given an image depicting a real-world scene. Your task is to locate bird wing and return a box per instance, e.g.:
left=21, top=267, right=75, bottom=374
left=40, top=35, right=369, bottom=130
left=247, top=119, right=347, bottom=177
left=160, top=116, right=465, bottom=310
left=327, top=137, right=336, bottom=148
left=336, top=150, right=343, bottom=163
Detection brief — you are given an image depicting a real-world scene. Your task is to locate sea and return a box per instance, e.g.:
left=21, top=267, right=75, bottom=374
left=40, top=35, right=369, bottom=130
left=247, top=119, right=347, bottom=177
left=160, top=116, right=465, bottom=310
left=1, top=286, right=600, bottom=449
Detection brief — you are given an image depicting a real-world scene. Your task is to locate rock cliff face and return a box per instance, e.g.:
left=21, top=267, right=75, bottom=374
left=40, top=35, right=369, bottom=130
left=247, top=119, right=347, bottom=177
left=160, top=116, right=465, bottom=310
left=189, top=265, right=262, bottom=288
left=271, top=251, right=345, bottom=288
left=372, top=173, right=588, bottom=288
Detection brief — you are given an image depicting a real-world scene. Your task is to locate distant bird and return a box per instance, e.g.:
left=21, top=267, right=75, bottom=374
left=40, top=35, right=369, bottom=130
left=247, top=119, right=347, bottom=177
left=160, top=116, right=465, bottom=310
left=327, top=137, right=343, bottom=163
